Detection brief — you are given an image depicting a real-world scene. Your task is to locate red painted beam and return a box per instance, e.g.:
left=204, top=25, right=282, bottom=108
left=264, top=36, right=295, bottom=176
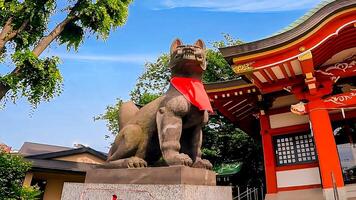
left=322, top=91, right=356, bottom=109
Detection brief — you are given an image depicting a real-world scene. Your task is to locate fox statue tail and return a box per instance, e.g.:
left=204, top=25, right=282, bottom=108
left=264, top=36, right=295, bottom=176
left=119, top=101, right=139, bottom=130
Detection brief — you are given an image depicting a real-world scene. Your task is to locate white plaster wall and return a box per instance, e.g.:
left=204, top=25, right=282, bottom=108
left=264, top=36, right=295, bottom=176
left=276, top=167, right=321, bottom=188
left=337, top=143, right=356, bottom=170
left=269, top=112, right=309, bottom=129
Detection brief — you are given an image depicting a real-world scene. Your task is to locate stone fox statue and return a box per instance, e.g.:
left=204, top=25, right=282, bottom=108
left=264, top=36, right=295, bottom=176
left=106, top=39, right=213, bottom=169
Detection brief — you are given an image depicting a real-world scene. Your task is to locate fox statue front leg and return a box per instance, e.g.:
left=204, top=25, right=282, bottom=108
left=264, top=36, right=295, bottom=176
left=190, top=110, right=212, bottom=169
left=190, top=126, right=213, bottom=169
left=156, top=105, right=193, bottom=167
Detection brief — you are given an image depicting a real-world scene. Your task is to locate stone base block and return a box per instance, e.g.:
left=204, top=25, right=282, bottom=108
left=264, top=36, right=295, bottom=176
left=85, top=166, right=216, bottom=186
left=61, top=183, right=232, bottom=200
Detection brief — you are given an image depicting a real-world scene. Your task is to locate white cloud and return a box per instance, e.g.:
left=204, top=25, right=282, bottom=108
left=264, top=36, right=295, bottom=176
left=52, top=53, right=157, bottom=64
left=150, top=0, right=322, bottom=12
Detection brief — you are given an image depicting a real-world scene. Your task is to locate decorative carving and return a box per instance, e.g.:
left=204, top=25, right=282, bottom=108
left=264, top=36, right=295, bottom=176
left=315, top=57, right=356, bottom=81
left=105, top=39, right=213, bottom=170
left=291, top=102, right=307, bottom=115
left=232, top=62, right=255, bottom=74
left=324, top=92, right=356, bottom=106
left=297, top=51, right=312, bottom=61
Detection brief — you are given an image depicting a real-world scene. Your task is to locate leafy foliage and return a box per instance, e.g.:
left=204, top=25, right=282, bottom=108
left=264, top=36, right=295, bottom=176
left=130, top=54, right=171, bottom=103
left=0, top=151, right=41, bottom=200
left=0, top=0, right=133, bottom=108
left=203, top=115, right=264, bottom=186
left=1, top=0, right=56, bottom=50
left=1, top=50, right=62, bottom=107
left=94, top=99, right=123, bottom=140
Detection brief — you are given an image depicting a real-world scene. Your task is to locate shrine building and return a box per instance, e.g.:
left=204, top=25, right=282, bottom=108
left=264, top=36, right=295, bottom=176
left=205, top=0, right=356, bottom=199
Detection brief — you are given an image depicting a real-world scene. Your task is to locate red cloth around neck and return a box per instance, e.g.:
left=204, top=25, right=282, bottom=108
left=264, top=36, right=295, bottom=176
left=170, top=77, right=213, bottom=113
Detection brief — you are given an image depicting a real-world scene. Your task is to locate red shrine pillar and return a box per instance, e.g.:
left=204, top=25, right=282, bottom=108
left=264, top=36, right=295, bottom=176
left=260, top=113, right=278, bottom=193
left=308, top=99, right=344, bottom=189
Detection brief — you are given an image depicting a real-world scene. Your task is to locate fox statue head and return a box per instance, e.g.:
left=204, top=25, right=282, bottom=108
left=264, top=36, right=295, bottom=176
left=169, top=39, right=207, bottom=79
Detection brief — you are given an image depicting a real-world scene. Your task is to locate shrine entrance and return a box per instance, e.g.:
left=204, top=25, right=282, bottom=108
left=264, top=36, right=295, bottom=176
left=332, top=117, right=356, bottom=184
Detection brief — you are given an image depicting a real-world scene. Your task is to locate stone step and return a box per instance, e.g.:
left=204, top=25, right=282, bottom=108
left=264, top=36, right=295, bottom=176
left=345, top=184, right=356, bottom=199
left=265, top=188, right=324, bottom=200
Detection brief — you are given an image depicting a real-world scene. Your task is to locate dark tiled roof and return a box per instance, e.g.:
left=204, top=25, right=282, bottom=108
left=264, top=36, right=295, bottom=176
left=19, top=142, right=72, bottom=156
left=26, top=158, right=98, bottom=174
left=25, top=146, right=107, bottom=161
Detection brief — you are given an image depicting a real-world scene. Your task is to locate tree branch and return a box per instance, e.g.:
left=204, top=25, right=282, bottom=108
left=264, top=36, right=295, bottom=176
left=0, top=18, right=29, bottom=55
left=0, top=17, right=14, bottom=52
left=6, top=19, right=29, bottom=41
left=32, top=16, right=77, bottom=56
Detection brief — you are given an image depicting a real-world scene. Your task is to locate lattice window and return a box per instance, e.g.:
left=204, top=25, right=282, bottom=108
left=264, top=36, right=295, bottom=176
left=274, top=133, right=317, bottom=166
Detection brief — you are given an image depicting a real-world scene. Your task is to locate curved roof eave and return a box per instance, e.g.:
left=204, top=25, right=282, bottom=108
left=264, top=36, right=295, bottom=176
left=219, top=0, right=356, bottom=64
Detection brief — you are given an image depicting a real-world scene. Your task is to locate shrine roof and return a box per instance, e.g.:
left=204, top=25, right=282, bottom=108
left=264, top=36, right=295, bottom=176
left=219, top=0, right=356, bottom=64
left=273, top=0, right=336, bottom=36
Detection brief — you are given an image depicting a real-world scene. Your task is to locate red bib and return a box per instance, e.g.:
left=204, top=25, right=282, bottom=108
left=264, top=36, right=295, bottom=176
left=170, top=77, right=213, bottom=113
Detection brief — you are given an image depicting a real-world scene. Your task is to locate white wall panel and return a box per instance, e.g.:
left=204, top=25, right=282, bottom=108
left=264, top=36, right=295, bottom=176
left=269, top=112, right=309, bottom=129
left=277, top=167, right=321, bottom=188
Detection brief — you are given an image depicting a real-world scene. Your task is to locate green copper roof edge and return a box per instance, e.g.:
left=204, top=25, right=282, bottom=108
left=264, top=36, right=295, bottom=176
left=214, top=162, right=242, bottom=176
left=272, top=0, right=336, bottom=36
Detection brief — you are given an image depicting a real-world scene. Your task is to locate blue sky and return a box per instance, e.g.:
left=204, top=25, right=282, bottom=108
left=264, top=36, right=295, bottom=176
left=0, top=0, right=322, bottom=152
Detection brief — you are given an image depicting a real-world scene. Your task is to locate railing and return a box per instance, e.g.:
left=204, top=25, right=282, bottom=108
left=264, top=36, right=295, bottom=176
left=332, top=172, right=340, bottom=200
left=233, top=186, right=264, bottom=200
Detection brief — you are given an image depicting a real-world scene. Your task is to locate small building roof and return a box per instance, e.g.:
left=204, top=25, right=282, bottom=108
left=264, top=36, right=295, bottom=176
left=25, top=146, right=107, bottom=161
left=19, top=142, right=107, bottom=174
left=19, top=142, right=72, bottom=156
left=27, top=158, right=97, bottom=174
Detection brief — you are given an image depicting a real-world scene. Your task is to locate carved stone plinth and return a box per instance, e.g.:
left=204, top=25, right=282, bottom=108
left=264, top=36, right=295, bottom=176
left=85, top=166, right=216, bottom=186
left=61, top=183, right=232, bottom=200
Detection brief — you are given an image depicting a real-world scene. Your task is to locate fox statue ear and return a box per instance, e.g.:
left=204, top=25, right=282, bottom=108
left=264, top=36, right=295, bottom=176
left=170, top=39, right=183, bottom=54
left=194, top=39, right=206, bottom=50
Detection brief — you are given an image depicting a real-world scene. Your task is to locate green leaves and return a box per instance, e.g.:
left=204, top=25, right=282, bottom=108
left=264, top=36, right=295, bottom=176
left=75, top=0, right=132, bottom=40
left=58, top=21, right=84, bottom=51
left=130, top=54, right=171, bottom=103
left=0, top=0, right=133, bottom=108
left=0, top=151, right=40, bottom=200
left=94, top=98, right=123, bottom=139
left=203, top=49, right=239, bottom=83
left=202, top=115, right=264, bottom=186
left=0, top=50, right=63, bottom=107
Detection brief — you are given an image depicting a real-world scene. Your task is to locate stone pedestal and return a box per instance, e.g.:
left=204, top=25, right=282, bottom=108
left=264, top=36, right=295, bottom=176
left=61, top=183, right=232, bottom=200
left=61, top=166, right=232, bottom=200
left=85, top=166, right=216, bottom=186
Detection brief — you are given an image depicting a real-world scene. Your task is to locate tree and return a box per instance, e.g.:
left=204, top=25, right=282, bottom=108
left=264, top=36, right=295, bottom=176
left=96, top=35, right=263, bottom=187
left=0, top=150, right=41, bottom=200
left=0, top=0, right=133, bottom=107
